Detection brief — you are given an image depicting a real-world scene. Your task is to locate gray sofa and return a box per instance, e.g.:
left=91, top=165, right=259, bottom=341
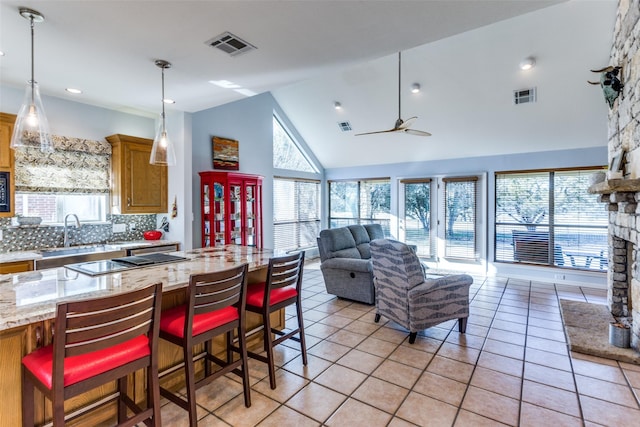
left=316, top=224, right=384, bottom=304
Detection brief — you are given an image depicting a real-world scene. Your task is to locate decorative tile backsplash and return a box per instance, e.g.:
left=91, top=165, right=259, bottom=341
left=0, top=214, right=159, bottom=252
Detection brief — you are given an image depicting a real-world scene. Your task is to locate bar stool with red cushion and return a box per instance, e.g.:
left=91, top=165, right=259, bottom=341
left=158, top=264, right=250, bottom=427
left=21, top=282, right=163, bottom=427
left=246, top=251, right=307, bottom=389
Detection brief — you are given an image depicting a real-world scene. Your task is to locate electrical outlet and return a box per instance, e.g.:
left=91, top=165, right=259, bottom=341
left=129, top=224, right=137, bottom=231
left=112, top=223, right=126, bottom=233
left=0, top=230, right=3, bottom=241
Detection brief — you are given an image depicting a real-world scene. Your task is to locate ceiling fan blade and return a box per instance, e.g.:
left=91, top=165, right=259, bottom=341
left=355, top=52, right=432, bottom=139
left=397, top=116, right=417, bottom=130
left=354, top=128, right=398, bottom=136
left=403, top=128, right=432, bottom=137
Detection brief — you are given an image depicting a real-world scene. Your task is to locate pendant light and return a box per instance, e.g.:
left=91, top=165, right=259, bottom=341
left=11, top=8, right=53, bottom=152
left=150, top=59, right=176, bottom=166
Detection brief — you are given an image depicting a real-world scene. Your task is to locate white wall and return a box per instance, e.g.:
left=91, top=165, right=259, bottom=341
left=160, top=110, right=193, bottom=250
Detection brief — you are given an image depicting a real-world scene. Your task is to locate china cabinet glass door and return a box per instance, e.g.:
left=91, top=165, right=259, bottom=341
left=199, top=171, right=263, bottom=249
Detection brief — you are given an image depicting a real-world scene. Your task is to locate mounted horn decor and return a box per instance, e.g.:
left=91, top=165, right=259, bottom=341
left=588, top=65, right=623, bottom=109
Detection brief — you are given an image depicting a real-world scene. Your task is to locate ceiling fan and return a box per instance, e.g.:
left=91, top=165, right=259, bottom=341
left=355, top=51, right=431, bottom=137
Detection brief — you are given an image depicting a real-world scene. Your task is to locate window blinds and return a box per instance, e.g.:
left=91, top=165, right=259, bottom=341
left=495, top=168, right=608, bottom=270
left=443, top=176, right=478, bottom=259
left=273, top=177, right=320, bottom=252
left=14, top=134, right=111, bottom=194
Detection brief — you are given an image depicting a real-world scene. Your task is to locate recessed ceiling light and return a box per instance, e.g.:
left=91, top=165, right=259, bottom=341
left=209, top=79, right=241, bottom=89
left=65, top=87, right=82, bottom=94
left=0, top=51, right=5, bottom=57
left=519, top=57, right=536, bottom=71
left=163, top=98, right=175, bottom=104
left=334, top=102, right=342, bottom=110
left=234, top=88, right=256, bottom=97
left=411, top=83, right=421, bottom=93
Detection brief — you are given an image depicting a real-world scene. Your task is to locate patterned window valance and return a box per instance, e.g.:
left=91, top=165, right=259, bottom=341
left=15, top=134, right=111, bottom=194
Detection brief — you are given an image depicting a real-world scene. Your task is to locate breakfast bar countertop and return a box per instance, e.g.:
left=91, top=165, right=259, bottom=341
left=0, top=245, right=274, bottom=331
left=0, top=240, right=183, bottom=264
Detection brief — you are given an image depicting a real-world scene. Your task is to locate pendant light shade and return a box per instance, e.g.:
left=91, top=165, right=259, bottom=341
left=150, top=60, right=176, bottom=166
left=11, top=8, right=53, bottom=153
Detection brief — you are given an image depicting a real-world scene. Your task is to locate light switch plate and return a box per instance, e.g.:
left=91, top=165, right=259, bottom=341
left=113, top=223, right=126, bottom=233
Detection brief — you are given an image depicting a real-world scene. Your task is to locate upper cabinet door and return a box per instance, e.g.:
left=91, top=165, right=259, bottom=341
left=106, top=134, right=168, bottom=214
left=0, top=113, right=16, bottom=217
left=0, top=114, right=14, bottom=169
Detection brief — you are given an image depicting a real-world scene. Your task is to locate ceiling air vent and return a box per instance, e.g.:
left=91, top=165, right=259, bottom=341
left=338, top=121, right=352, bottom=132
left=205, top=31, right=257, bottom=57
left=514, top=87, right=537, bottom=105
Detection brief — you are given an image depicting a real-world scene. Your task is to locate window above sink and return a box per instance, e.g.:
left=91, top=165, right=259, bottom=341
left=15, top=193, right=108, bottom=224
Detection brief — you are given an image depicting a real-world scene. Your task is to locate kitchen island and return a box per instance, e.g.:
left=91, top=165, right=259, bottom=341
left=0, top=245, right=275, bottom=426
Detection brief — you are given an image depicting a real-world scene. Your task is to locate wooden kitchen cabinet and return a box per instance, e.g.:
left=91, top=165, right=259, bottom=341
left=0, top=113, right=16, bottom=217
left=199, top=171, right=263, bottom=249
left=0, top=259, right=34, bottom=274
left=106, top=134, right=167, bottom=214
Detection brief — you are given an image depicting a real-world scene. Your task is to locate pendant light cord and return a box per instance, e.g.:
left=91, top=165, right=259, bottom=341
left=161, top=66, right=166, bottom=133
left=398, top=51, right=401, bottom=120
left=29, top=14, right=35, bottom=104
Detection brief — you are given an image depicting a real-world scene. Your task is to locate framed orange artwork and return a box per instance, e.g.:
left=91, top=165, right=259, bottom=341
left=212, top=136, right=239, bottom=170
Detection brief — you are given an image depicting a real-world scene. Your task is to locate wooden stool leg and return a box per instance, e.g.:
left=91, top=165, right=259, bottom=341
left=263, top=312, right=277, bottom=390
left=148, top=363, right=161, bottom=427
left=21, top=372, right=35, bottom=427
left=205, top=339, right=212, bottom=377
left=238, top=327, right=252, bottom=407
left=184, top=345, right=197, bottom=427
left=118, top=375, right=127, bottom=423
left=296, top=300, right=308, bottom=366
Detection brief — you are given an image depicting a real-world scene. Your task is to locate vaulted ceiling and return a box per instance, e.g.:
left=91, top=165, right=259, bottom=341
left=0, top=1, right=616, bottom=168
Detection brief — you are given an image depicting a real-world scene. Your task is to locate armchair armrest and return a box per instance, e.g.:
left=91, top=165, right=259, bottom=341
left=408, top=274, right=473, bottom=299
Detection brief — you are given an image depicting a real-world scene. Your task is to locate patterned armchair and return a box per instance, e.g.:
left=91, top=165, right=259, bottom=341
left=370, top=239, right=472, bottom=343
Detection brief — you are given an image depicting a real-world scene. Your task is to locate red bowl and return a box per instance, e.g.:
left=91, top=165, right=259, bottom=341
left=143, top=230, right=163, bottom=240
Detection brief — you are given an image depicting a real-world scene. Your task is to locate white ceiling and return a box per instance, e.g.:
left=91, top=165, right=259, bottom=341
left=0, top=1, right=616, bottom=169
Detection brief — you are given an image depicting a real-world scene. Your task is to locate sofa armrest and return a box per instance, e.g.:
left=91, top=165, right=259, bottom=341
left=320, top=257, right=373, bottom=273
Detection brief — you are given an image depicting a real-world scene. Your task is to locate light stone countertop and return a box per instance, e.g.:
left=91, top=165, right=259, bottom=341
left=0, top=240, right=182, bottom=264
left=0, top=245, right=273, bottom=331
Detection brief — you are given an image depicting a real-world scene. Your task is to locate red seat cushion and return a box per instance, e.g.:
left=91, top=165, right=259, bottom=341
left=246, top=282, right=297, bottom=308
left=22, top=335, right=150, bottom=389
left=160, top=304, right=239, bottom=339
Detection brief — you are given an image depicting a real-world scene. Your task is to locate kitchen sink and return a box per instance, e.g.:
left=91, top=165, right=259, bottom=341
left=35, top=245, right=127, bottom=270
left=40, top=245, right=112, bottom=258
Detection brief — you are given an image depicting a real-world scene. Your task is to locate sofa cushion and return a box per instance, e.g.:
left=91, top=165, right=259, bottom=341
left=364, top=224, right=384, bottom=240
left=348, top=225, right=372, bottom=259
left=319, top=227, right=361, bottom=259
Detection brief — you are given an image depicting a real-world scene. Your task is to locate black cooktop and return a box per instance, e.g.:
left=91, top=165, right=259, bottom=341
left=65, top=253, right=188, bottom=276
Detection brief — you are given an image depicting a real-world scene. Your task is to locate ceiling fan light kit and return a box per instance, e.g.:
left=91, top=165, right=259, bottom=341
left=355, top=51, right=431, bottom=137
left=520, top=56, right=536, bottom=70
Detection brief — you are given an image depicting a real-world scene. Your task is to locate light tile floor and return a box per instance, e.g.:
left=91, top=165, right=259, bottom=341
left=159, top=262, right=640, bottom=426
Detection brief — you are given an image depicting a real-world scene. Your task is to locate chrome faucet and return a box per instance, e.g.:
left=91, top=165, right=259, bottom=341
left=63, top=214, right=81, bottom=247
